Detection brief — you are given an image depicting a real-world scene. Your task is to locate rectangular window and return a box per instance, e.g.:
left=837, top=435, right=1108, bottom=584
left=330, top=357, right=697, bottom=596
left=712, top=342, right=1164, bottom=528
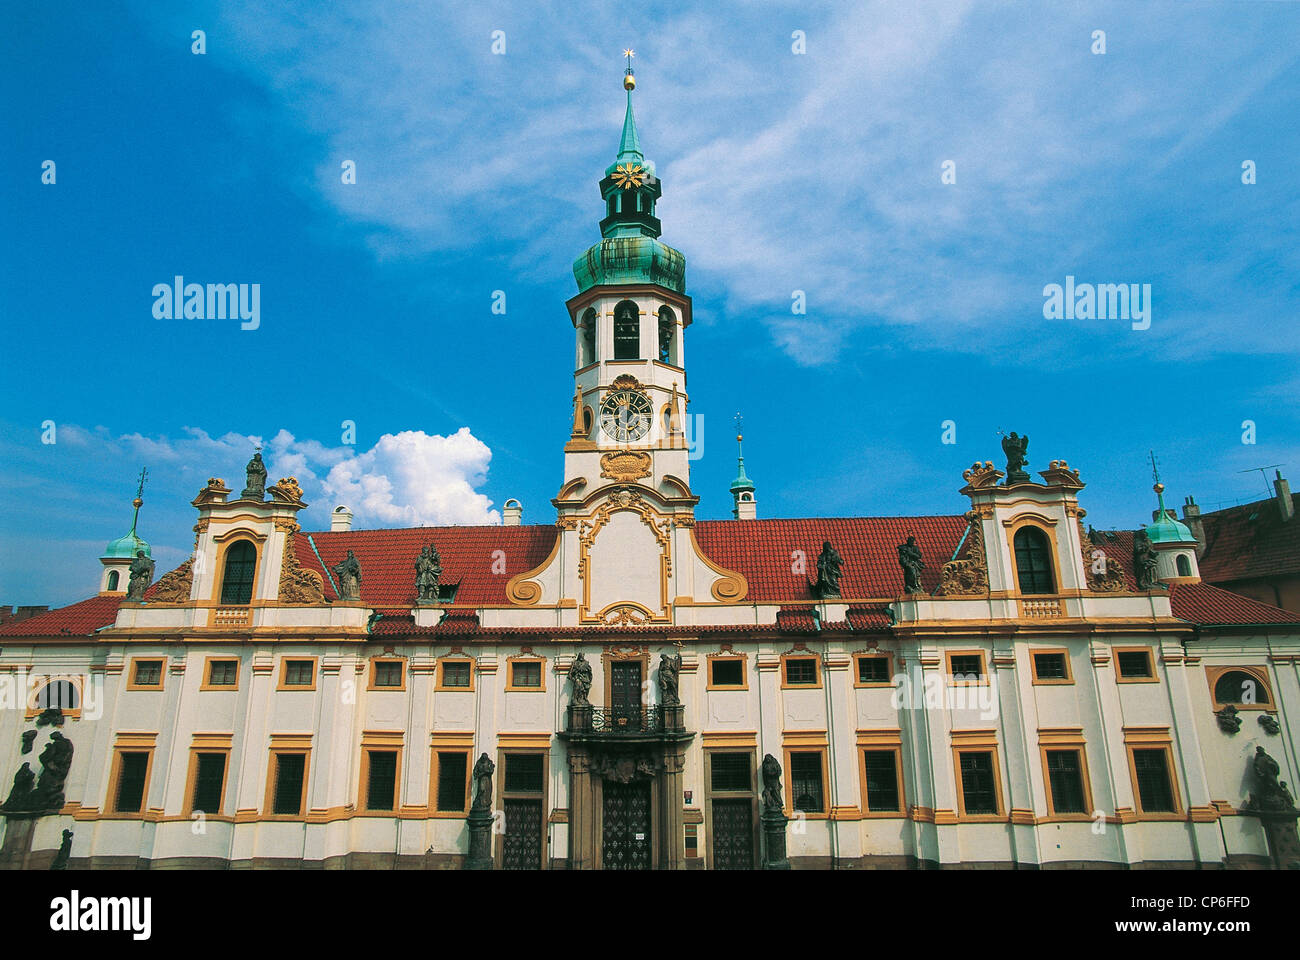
left=948, top=654, right=984, bottom=681
left=1045, top=749, right=1088, bottom=815
left=434, top=751, right=469, bottom=813
left=709, top=752, right=751, bottom=793
left=191, top=752, right=227, bottom=814
left=856, top=656, right=891, bottom=685
left=958, top=751, right=998, bottom=816
left=271, top=753, right=307, bottom=816
left=783, top=658, right=818, bottom=686
left=130, top=659, right=163, bottom=688
left=1032, top=652, right=1070, bottom=683
left=365, top=750, right=398, bottom=811
left=206, top=659, right=238, bottom=687
left=1132, top=748, right=1176, bottom=813
left=439, top=660, right=472, bottom=689
left=373, top=661, right=403, bottom=688
left=709, top=658, right=745, bottom=688
left=114, top=752, right=150, bottom=813
left=1117, top=649, right=1154, bottom=680
left=282, top=659, right=315, bottom=687
left=788, top=751, right=824, bottom=814
left=504, top=753, right=544, bottom=793
left=862, top=750, right=901, bottom=813
left=509, top=660, right=542, bottom=689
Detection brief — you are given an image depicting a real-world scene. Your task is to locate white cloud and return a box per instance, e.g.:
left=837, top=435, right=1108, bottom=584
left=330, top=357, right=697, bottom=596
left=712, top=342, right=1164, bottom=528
left=322, top=428, right=500, bottom=527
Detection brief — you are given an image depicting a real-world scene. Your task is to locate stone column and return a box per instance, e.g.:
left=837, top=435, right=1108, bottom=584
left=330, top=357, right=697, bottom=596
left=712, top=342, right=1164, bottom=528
left=567, top=747, right=596, bottom=870
left=660, top=744, right=686, bottom=870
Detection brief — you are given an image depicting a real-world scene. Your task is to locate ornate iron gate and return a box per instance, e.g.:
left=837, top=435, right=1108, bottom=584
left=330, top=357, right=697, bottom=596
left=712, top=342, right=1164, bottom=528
left=602, top=780, right=652, bottom=870
left=710, top=798, right=754, bottom=870
left=501, top=798, right=542, bottom=870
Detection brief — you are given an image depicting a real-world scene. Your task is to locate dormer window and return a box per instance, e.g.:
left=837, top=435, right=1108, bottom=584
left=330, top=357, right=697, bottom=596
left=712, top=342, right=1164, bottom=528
left=614, top=301, right=639, bottom=360
left=220, top=540, right=257, bottom=604
left=1013, top=526, right=1055, bottom=595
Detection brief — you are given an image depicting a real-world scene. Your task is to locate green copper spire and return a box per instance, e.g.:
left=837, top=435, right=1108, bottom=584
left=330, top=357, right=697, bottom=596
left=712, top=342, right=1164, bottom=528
left=574, top=53, right=687, bottom=295
left=102, top=467, right=152, bottom=559
left=730, top=417, right=755, bottom=494
left=1144, top=451, right=1195, bottom=544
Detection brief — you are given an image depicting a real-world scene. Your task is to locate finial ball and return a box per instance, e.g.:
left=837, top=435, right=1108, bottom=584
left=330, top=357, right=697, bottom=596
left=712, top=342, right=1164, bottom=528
left=623, top=73, right=635, bottom=91
left=736, top=434, right=743, bottom=443
left=1153, top=482, right=1165, bottom=495
left=132, top=497, right=143, bottom=508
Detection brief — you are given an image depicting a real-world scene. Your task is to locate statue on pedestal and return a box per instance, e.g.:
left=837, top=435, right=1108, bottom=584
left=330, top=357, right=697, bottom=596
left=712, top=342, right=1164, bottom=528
left=334, top=550, right=362, bottom=601
left=470, top=753, right=495, bottom=813
left=897, top=536, right=925, bottom=594
left=658, top=652, right=682, bottom=706
left=570, top=652, right=592, bottom=706
left=415, top=544, right=443, bottom=603
left=126, top=550, right=154, bottom=601
left=241, top=450, right=267, bottom=500
left=761, top=754, right=783, bottom=813
left=813, top=541, right=843, bottom=599
left=1001, top=432, right=1030, bottom=484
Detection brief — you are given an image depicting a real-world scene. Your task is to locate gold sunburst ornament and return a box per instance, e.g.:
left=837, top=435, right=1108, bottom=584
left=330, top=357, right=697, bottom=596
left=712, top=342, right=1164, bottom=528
left=611, top=162, right=645, bottom=190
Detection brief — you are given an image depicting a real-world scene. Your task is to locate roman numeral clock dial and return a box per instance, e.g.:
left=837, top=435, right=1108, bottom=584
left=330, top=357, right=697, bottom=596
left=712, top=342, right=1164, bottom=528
left=600, top=388, right=653, bottom=443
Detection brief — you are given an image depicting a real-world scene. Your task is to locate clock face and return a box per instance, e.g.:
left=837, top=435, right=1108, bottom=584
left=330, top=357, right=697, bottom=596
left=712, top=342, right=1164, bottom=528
left=600, top=388, right=653, bottom=442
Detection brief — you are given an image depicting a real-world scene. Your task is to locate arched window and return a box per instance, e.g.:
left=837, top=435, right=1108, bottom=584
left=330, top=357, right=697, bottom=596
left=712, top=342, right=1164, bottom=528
left=580, top=308, right=596, bottom=365
left=1176, top=554, right=1192, bottom=577
left=658, top=306, right=676, bottom=364
left=1213, top=670, right=1270, bottom=707
left=36, top=679, right=79, bottom=711
left=220, top=541, right=257, bottom=604
left=583, top=407, right=594, bottom=438
left=1013, top=526, right=1055, bottom=595
left=107, top=570, right=120, bottom=591
left=613, top=301, right=639, bottom=360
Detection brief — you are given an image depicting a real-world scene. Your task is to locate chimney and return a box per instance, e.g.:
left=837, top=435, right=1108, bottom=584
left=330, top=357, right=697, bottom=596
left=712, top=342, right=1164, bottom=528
left=1276, top=471, right=1294, bottom=523
left=331, top=505, right=353, bottom=531
left=1182, top=496, right=1205, bottom=557
left=503, top=499, right=523, bottom=526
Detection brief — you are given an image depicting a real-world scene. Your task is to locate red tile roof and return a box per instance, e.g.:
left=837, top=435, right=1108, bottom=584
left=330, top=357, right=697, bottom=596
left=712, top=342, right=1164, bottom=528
left=1168, top=581, right=1299, bottom=626
left=294, top=525, right=558, bottom=608
left=1196, top=494, right=1300, bottom=584
left=0, top=595, right=121, bottom=638
left=693, top=516, right=971, bottom=600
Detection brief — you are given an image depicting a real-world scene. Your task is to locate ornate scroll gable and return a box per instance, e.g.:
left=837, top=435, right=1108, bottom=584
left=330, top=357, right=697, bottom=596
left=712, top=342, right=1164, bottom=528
left=268, top=477, right=304, bottom=504
left=961, top=461, right=1002, bottom=490
left=1080, top=521, right=1126, bottom=592
left=150, top=558, right=194, bottom=604
left=578, top=488, right=673, bottom=623
left=934, top=512, right=990, bottom=596
left=600, top=451, right=652, bottom=483
left=279, top=536, right=325, bottom=605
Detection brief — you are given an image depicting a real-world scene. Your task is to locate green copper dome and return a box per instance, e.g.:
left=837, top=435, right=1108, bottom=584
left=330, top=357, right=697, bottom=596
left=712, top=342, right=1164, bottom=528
left=103, top=491, right=151, bottom=559
left=1144, top=483, right=1195, bottom=544
left=731, top=456, right=755, bottom=494
left=574, top=70, right=685, bottom=295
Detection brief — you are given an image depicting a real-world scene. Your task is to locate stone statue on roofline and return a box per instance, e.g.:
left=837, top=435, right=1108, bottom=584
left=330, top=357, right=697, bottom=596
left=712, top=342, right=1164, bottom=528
left=813, top=541, right=843, bottom=599
left=242, top=450, right=267, bottom=500
left=1133, top=531, right=1162, bottom=590
left=897, top=536, right=925, bottom=594
left=1001, top=432, right=1030, bottom=484
left=415, top=543, right=443, bottom=603
left=334, top=549, right=362, bottom=601
left=126, top=550, right=154, bottom=601
left=570, top=652, right=592, bottom=706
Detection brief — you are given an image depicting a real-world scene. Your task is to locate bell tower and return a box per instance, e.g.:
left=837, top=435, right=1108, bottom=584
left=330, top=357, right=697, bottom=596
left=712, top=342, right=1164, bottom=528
left=506, top=55, right=748, bottom=626
left=561, top=53, right=694, bottom=513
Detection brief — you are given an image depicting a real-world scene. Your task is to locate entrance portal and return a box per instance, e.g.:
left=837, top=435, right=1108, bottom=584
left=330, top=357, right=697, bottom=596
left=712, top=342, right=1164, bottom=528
left=602, top=779, right=652, bottom=870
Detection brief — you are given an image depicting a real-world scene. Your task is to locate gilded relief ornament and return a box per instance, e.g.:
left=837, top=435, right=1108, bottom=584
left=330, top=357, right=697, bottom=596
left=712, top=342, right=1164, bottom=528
left=268, top=477, right=304, bottom=503
left=600, top=451, right=652, bottom=482
left=611, top=162, right=646, bottom=190
left=279, top=536, right=325, bottom=604
left=1080, top=522, right=1125, bottom=593
left=934, top=515, right=990, bottom=596
left=150, top=557, right=194, bottom=603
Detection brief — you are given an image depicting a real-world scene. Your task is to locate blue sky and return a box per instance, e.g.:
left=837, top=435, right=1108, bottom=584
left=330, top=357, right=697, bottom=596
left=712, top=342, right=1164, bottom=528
left=2, top=0, right=1298, bottom=606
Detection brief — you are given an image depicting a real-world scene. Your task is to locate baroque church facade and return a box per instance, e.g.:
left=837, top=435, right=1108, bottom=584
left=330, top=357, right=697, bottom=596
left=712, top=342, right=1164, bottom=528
left=2, top=68, right=1298, bottom=871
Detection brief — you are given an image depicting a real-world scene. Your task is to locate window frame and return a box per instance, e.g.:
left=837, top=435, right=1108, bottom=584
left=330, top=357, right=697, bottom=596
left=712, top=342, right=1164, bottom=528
left=107, top=734, right=157, bottom=818
left=201, top=657, right=241, bottom=691
left=183, top=734, right=233, bottom=818
left=26, top=675, right=84, bottom=719
left=264, top=740, right=312, bottom=820
left=430, top=745, right=472, bottom=817
left=1010, top=522, right=1058, bottom=596
left=945, top=650, right=988, bottom=686
left=782, top=736, right=830, bottom=819
left=1114, top=646, right=1158, bottom=684
left=436, top=657, right=475, bottom=692
left=359, top=736, right=403, bottom=814
left=1037, top=730, right=1093, bottom=821
left=706, top=653, right=748, bottom=691
left=368, top=657, right=406, bottom=692
left=216, top=538, right=259, bottom=605
left=857, top=730, right=905, bottom=818
left=1205, top=664, right=1274, bottom=711
left=126, top=657, right=166, bottom=691
left=277, top=656, right=318, bottom=692
left=780, top=654, right=822, bottom=690
left=612, top=300, right=641, bottom=361
left=852, top=653, right=894, bottom=688
left=951, top=730, right=1006, bottom=822
left=1123, top=728, right=1183, bottom=821
left=1029, top=648, right=1074, bottom=686
left=505, top=656, right=546, bottom=693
